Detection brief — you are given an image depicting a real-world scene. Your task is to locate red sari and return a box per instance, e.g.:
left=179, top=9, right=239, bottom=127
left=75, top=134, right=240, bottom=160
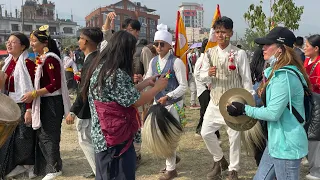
left=304, top=56, right=320, bottom=94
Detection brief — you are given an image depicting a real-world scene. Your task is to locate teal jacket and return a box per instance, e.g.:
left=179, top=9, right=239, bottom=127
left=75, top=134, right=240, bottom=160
left=245, top=65, right=308, bottom=160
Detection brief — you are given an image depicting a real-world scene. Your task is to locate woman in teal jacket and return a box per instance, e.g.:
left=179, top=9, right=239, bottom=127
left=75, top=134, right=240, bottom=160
left=227, top=27, right=312, bottom=180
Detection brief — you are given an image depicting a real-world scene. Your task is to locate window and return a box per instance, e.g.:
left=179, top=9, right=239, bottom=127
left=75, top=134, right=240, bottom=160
left=140, top=27, right=146, bottom=34
left=149, top=19, right=155, bottom=25
left=11, top=24, right=19, bottom=31
left=36, top=25, right=41, bottom=29
left=140, top=8, right=146, bottom=12
left=63, top=27, right=73, bottom=34
left=23, top=25, right=33, bottom=32
left=115, top=25, right=120, bottom=32
left=138, top=17, right=146, bottom=24
left=127, top=5, right=135, bottom=11
left=115, top=5, right=123, bottom=9
left=49, top=27, right=56, bottom=34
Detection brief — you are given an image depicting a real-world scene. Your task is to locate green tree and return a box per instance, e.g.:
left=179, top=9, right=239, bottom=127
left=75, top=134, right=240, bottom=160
left=243, top=0, right=304, bottom=49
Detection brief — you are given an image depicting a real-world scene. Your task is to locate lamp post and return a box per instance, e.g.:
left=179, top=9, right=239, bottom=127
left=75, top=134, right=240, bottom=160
left=21, top=0, right=24, bottom=33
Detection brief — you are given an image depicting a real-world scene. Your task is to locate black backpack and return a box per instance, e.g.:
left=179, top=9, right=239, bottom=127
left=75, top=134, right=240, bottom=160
left=282, top=67, right=320, bottom=141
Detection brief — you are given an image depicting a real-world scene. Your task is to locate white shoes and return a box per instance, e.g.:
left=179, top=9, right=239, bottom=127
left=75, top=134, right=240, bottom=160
left=6, top=165, right=27, bottom=178
left=306, top=174, right=320, bottom=180
left=42, top=171, right=62, bottom=180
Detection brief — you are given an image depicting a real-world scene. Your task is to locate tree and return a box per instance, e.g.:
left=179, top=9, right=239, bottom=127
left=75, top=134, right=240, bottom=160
left=243, top=0, right=304, bottom=49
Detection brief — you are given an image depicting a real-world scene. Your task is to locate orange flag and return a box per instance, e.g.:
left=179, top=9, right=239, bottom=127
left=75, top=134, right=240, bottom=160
left=205, top=4, right=221, bottom=51
left=174, top=11, right=189, bottom=73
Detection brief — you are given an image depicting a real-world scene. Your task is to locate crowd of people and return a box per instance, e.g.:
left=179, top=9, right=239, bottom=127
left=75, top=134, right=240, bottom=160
left=0, top=10, right=319, bottom=180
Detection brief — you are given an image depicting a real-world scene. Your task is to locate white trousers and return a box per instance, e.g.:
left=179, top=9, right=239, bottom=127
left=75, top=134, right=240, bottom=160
left=76, top=118, right=96, bottom=174
left=201, top=100, right=241, bottom=171
left=164, top=101, right=182, bottom=171
left=188, top=73, right=197, bottom=105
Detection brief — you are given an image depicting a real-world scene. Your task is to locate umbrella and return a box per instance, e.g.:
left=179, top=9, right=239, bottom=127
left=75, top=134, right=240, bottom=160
left=189, top=42, right=202, bottom=49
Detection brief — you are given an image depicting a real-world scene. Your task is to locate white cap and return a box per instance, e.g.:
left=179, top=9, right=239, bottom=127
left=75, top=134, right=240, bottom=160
left=154, top=23, right=172, bottom=45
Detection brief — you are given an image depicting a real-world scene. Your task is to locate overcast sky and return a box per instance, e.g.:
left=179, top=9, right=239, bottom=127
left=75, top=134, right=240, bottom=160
left=2, top=0, right=319, bottom=38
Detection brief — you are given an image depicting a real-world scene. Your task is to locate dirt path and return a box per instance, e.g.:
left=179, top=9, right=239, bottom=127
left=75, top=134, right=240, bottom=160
left=13, top=97, right=309, bottom=180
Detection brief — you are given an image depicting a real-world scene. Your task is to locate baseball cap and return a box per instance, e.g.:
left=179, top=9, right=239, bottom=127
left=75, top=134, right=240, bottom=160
left=255, top=27, right=296, bottom=48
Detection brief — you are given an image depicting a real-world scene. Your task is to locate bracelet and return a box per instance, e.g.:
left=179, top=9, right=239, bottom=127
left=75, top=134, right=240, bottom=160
left=26, top=109, right=32, bottom=113
left=31, top=90, right=38, bottom=99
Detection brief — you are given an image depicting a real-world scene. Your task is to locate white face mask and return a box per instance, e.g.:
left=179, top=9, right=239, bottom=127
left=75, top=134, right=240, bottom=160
left=267, top=55, right=278, bottom=67
left=266, top=49, right=281, bottom=67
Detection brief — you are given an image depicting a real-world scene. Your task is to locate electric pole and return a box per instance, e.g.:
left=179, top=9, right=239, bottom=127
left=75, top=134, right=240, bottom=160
left=21, top=0, right=24, bottom=33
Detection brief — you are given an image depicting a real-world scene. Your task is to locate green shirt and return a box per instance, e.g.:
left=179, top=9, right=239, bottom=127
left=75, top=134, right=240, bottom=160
left=89, top=66, right=140, bottom=153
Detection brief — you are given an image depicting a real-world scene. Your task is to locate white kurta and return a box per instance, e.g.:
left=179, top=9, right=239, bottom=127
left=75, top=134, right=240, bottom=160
left=194, top=53, right=209, bottom=97
left=199, top=44, right=253, bottom=124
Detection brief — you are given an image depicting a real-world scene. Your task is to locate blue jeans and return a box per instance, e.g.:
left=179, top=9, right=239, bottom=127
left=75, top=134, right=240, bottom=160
left=254, top=148, right=301, bottom=180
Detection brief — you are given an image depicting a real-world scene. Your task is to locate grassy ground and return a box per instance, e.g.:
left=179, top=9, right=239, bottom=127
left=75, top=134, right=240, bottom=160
left=13, top=92, right=309, bottom=180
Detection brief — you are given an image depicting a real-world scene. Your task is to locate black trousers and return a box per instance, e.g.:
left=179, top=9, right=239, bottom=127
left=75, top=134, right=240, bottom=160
left=95, top=143, right=136, bottom=180
left=196, top=90, right=220, bottom=138
left=34, top=96, right=64, bottom=175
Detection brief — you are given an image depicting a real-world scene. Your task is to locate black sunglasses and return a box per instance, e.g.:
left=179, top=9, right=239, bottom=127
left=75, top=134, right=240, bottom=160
left=153, top=42, right=165, bottom=48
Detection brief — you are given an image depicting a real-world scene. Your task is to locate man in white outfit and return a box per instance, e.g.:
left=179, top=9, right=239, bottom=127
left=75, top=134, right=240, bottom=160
left=145, top=23, right=188, bottom=180
left=200, top=16, right=253, bottom=180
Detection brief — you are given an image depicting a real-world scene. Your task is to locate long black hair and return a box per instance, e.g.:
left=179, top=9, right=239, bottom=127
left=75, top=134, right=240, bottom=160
left=82, top=30, right=137, bottom=100
left=31, top=29, right=61, bottom=58
left=250, top=46, right=265, bottom=83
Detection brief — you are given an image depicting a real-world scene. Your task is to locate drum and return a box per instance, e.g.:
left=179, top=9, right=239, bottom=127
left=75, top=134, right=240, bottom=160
left=0, top=93, right=21, bottom=148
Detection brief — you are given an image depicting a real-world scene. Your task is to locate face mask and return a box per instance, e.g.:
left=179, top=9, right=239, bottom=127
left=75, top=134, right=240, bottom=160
left=267, top=55, right=278, bottom=67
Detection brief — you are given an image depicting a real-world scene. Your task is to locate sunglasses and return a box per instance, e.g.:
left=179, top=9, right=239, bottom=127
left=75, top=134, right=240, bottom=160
left=153, top=42, right=165, bottom=48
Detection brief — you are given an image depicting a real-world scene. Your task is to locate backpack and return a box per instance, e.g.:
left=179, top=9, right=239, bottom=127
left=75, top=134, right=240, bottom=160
left=282, top=67, right=320, bottom=141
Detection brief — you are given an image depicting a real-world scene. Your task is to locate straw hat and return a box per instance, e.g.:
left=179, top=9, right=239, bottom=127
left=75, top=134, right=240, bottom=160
left=219, top=88, right=257, bottom=131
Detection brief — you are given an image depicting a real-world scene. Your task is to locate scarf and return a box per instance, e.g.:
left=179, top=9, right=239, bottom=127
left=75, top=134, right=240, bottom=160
left=32, top=52, right=70, bottom=130
left=1, top=51, right=34, bottom=103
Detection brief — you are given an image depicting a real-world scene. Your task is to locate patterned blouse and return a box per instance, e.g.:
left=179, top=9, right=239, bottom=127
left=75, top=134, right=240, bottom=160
left=88, top=66, right=140, bottom=153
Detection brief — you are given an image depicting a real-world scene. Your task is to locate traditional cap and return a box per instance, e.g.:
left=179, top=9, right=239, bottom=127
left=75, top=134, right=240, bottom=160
left=154, top=23, right=172, bottom=45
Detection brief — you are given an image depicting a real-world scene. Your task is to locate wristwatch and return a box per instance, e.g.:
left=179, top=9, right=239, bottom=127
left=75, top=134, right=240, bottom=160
left=70, top=112, right=76, bottom=118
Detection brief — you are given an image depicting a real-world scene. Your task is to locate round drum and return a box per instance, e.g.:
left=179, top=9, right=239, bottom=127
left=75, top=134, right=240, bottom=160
left=0, top=93, right=21, bottom=148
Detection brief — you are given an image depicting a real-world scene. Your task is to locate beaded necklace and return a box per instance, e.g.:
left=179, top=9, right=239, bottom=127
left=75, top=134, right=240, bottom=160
left=156, top=59, right=186, bottom=127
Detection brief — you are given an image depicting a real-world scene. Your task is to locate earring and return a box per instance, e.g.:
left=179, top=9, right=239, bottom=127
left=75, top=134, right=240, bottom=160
left=43, top=47, right=49, bottom=54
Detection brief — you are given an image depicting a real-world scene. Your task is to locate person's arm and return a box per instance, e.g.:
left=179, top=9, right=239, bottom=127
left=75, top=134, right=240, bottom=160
left=237, top=50, right=254, bottom=94
left=25, top=59, right=36, bottom=110
left=141, top=47, right=153, bottom=75
left=144, top=58, right=154, bottom=79
left=245, top=72, right=290, bottom=121
left=102, top=12, right=116, bottom=42
left=199, top=50, right=212, bottom=86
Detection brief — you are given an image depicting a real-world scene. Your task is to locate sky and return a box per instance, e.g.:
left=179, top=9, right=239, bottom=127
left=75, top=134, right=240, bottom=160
left=2, top=0, right=319, bottom=38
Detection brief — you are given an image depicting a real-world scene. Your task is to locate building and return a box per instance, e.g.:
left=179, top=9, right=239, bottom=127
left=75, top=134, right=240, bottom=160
left=85, top=0, right=160, bottom=42
left=0, top=0, right=78, bottom=43
left=179, top=2, right=204, bottom=28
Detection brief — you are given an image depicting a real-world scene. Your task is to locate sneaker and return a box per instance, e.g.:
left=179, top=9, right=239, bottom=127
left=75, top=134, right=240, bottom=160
left=42, top=171, right=62, bottom=180
left=306, top=174, right=320, bottom=180
left=6, top=165, right=27, bottom=178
